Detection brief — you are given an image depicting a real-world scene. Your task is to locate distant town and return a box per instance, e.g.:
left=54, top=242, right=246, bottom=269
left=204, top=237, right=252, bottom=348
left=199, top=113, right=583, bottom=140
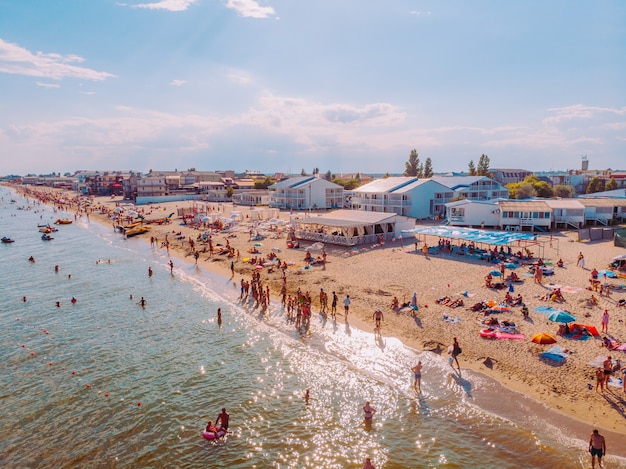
left=3, top=156, right=626, bottom=232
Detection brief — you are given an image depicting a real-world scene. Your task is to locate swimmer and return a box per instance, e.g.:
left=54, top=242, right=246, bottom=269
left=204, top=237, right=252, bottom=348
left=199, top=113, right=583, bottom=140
left=55, top=301, right=61, bottom=307
left=22, top=296, right=27, bottom=302
left=71, top=297, right=77, bottom=304
left=362, top=401, right=376, bottom=421
left=137, top=297, right=146, bottom=307
left=148, top=267, right=153, bottom=278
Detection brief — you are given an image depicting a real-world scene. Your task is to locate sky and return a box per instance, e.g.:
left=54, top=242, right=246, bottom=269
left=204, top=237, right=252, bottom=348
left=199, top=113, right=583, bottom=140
left=0, top=0, right=625, bottom=176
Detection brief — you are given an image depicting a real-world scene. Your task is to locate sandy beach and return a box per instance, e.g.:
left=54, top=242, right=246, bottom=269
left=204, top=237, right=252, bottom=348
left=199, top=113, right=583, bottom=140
left=18, top=187, right=626, bottom=439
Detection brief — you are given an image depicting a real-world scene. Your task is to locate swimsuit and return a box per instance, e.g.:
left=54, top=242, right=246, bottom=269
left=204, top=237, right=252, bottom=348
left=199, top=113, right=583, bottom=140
left=590, top=447, right=603, bottom=457
left=414, top=373, right=421, bottom=379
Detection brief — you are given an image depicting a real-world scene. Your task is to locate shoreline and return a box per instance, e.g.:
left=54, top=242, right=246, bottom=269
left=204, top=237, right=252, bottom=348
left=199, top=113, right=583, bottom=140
left=10, top=185, right=626, bottom=454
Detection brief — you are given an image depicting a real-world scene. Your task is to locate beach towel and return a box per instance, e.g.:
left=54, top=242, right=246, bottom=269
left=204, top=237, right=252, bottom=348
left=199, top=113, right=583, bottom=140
left=442, top=315, right=461, bottom=323
left=560, top=286, right=582, bottom=294
left=541, top=346, right=569, bottom=362
left=588, top=355, right=615, bottom=368
left=533, top=306, right=568, bottom=315
left=597, top=270, right=617, bottom=278
left=607, top=376, right=624, bottom=389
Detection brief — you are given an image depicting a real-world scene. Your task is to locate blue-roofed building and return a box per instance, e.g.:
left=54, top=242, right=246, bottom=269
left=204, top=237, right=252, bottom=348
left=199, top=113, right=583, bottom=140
left=431, top=176, right=509, bottom=201
left=349, top=177, right=453, bottom=219
left=268, top=176, right=343, bottom=210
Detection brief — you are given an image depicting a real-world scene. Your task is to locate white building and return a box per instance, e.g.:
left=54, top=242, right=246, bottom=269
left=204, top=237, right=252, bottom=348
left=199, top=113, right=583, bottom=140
left=445, top=199, right=552, bottom=232
left=269, top=176, right=343, bottom=210
left=543, top=199, right=585, bottom=229
left=432, top=176, right=509, bottom=201
left=349, top=177, right=452, bottom=219
left=293, top=210, right=415, bottom=246
left=445, top=199, right=501, bottom=228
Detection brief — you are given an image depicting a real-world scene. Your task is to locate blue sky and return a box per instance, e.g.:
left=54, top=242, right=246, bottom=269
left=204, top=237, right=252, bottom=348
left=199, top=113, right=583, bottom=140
left=0, top=0, right=624, bottom=176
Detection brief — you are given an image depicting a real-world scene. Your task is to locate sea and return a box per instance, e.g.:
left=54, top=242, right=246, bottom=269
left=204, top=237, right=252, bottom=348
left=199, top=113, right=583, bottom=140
left=1, top=185, right=624, bottom=469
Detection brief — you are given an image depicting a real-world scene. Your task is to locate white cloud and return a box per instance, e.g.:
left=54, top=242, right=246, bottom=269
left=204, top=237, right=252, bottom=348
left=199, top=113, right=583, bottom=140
left=80, top=91, right=96, bottom=95
left=544, top=104, right=626, bottom=124
left=133, top=0, right=196, bottom=11
left=170, top=79, right=188, bottom=86
left=0, top=39, right=115, bottom=81
left=226, top=0, right=275, bottom=18
left=36, top=82, right=60, bottom=88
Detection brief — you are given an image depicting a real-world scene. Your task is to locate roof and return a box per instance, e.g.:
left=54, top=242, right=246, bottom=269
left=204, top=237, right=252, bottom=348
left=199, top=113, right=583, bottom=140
left=403, top=225, right=537, bottom=245
left=352, top=177, right=418, bottom=193
left=431, top=176, right=488, bottom=190
left=445, top=199, right=497, bottom=208
left=576, top=198, right=626, bottom=207
left=269, top=176, right=316, bottom=189
left=295, top=209, right=397, bottom=228
left=498, top=200, right=551, bottom=211
left=542, top=199, right=585, bottom=210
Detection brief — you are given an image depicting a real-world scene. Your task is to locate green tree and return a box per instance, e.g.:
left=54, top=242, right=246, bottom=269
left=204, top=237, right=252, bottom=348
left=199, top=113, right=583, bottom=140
left=383, top=172, right=391, bottom=178
left=324, top=170, right=332, bottom=181
left=404, top=149, right=420, bottom=177
left=468, top=160, right=476, bottom=176
left=300, top=168, right=308, bottom=176
left=554, top=184, right=575, bottom=198
left=423, top=158, right=433, bottom=178
left=226, top=185, right=234, bottom=198
left=312, top=168, right=319, bottom=175
left=586, top=176, right=604, bottom=194
left=332, top=177, right=360, bottom=190
left=254, top=177, right=275, bottom=189
left=515, top=183, right=537, bottom=199
left=605, top=178, right=618, bottom=191
left=477, top=154, right=491, bottom=176
left=507, top=175, right=553, bottom=198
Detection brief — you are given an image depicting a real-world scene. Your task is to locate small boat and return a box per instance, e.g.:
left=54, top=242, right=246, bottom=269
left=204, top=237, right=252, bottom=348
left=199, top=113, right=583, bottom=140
left=39, top=226, right=58, bottom=233
left=54, top=219, right=73, bottom=225
left=126, top=225, right=150, bottom=237
left=41, top=234, right=54, bottom=241
left=1, top=236, right=15, bottom=243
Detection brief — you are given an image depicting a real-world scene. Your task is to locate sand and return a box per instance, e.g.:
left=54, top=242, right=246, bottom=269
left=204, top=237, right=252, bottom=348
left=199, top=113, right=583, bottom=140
left=16, top=188, right=626, bottom=439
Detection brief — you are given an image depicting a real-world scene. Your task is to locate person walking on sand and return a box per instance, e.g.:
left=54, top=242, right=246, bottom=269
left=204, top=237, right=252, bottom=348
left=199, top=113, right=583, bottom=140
left=343, top=295, right=351, bottom=318
left=603, top=356, right=613, bottom=387
left=450, top=337, right=461, bottom=370
left=362, top=401, right=376, bottom=421
left=577, top=252, right=585, bottom=268
left=372, top=309, right=384, bottom=331
left=412, top=361, right=423, bottom=392
left=331, top=291, right=338, bottom=318
left=589, top=429, right=606, bottom=469
left=601, top=309, right=609, bottom=334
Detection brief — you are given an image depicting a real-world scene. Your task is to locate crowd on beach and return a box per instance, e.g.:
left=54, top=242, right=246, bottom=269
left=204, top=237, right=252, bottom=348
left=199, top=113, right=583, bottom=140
left=10, top=184, right=626, bottom=455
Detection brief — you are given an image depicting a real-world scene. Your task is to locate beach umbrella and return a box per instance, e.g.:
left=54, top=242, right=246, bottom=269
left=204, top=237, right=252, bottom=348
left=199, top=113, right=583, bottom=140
left=531, top=332, right=557, bottom=344
left=201, top=216, right=210, bottom=222
left=490, top=270, right=502, bottom=277
left=547, top=311, right=576, bottom=323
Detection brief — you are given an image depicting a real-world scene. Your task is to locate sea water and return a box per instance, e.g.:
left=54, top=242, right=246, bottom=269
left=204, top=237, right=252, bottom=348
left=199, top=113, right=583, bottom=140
left=0, top=186, right=623, bottom=469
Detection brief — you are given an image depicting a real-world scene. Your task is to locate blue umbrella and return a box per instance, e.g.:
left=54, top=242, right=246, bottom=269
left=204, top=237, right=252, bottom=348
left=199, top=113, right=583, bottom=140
left=490, top=270, right=502, bottom=277
left=547, top=311, right=576, bottom=323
